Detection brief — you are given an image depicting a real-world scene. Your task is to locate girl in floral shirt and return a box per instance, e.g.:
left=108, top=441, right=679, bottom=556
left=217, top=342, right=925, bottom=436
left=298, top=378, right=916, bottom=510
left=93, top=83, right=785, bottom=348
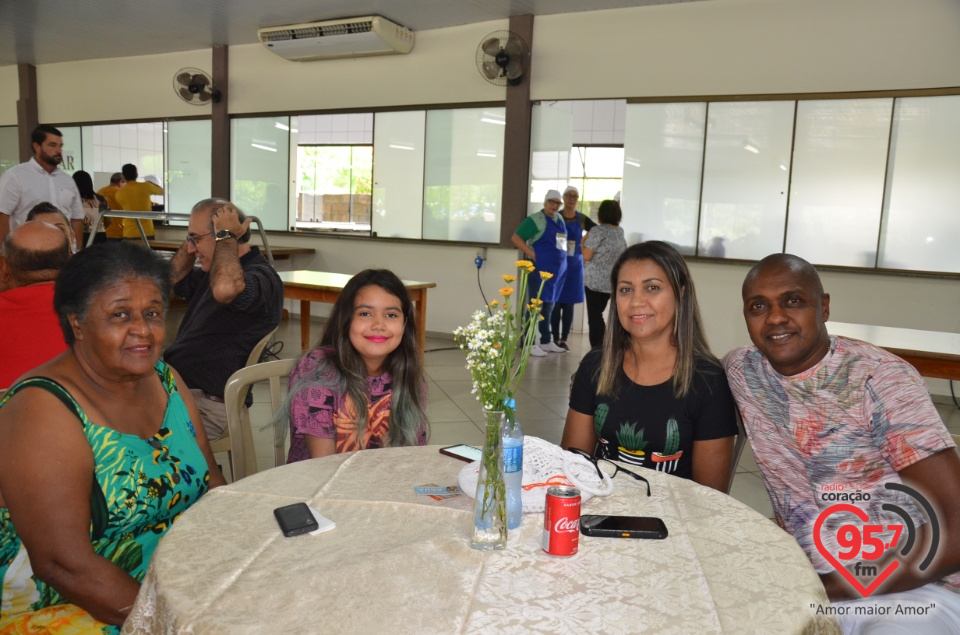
left=283, top=269, right=428, bottom=461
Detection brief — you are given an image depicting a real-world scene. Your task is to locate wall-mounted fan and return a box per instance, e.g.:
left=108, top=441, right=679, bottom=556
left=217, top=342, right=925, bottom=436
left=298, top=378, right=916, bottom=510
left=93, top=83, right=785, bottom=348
left=173, top=68, right=220, bottom=105
left=475, top=31, right=528, bottom=86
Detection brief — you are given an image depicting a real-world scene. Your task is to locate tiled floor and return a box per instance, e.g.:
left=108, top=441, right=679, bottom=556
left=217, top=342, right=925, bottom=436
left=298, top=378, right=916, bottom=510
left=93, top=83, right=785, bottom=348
left=170, top=309, right=960, bottom=523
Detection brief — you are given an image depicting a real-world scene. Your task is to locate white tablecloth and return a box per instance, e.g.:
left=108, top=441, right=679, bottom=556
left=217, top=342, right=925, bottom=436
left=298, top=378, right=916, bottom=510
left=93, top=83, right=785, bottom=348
left=122, top=446, right=838, bottom=634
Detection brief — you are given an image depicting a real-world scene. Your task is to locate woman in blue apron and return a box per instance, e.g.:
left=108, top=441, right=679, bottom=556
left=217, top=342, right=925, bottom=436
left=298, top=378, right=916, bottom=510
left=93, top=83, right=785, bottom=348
left=551, top=186, right=596, bottom=350
left=510, top=189, right=568, bottom=357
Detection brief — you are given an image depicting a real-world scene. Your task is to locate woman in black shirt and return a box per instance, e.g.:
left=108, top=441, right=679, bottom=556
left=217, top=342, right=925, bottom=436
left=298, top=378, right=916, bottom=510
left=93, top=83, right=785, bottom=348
left=561, top=241, right=737, bottom=491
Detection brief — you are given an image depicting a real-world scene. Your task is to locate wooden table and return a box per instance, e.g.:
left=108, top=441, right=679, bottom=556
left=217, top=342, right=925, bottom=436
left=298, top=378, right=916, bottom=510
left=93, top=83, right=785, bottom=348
left=278, top=270, right=436, bottom=351
left=829, top=321, right=960, bottom=381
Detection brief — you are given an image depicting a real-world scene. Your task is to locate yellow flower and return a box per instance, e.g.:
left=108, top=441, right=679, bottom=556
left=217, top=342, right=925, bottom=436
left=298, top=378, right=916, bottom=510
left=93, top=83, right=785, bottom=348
left=500, top=286, right=514, bottom=297
left=530, top=298, right=543, bottom=306
left=539, top=271, right=554, bottom=280
left=489, top=299, right=499, bottom=307
left=515, top=259, right=533, bottom=269
left=502, top=274, right=516, bottom=283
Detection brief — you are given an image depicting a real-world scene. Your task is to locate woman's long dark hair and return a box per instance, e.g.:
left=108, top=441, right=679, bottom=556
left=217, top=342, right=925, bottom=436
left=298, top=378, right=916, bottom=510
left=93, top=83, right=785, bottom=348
left=284, top=269, right=427, bottom=448
left=72, top=170, right=96, bottom=200
left=597, top=241, right=719, bottom=398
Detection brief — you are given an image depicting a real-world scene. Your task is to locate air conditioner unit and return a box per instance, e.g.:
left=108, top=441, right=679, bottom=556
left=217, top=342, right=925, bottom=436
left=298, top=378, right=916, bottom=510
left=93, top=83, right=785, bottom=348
left=258, top=16, right=414, bottom=61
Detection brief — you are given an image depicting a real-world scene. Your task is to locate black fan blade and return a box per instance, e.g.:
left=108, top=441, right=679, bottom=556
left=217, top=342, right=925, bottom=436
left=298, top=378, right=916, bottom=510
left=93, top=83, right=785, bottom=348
left=197, top=88, right=212, bottom=102
left=176, top=72, right=193, bottom=86
left=179, top=87, right=195, bottom=101
left=482, top=60, right=502, bottom=80
left=505, top=59, right=524, bottom=81
left=482, top=37, right=502, bottom=57
left=191, top=74, right=210, bottom=87
left=504, top=38, right=524, bottom=58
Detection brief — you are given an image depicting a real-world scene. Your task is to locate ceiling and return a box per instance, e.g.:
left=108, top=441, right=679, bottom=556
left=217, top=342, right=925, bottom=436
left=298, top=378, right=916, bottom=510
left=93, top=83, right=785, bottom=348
left=0, top=0, right=706, bottom=67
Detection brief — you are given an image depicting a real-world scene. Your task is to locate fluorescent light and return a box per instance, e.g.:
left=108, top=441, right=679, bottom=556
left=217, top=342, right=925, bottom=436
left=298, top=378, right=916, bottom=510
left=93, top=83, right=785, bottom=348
left=779, top=163, right=787, bottom=171
left=743, top=143, right=760, bottom=154
left=251, top=143, right=277, bottom=152
left=480, top=117, right=506, bottom=125
left=625, top=160, right=641, bottom=168
left=275, top=122, right=290, bottom=131
left=389, top=144, right=415, bottom=151
left=476, top=151, right=497, bottom=157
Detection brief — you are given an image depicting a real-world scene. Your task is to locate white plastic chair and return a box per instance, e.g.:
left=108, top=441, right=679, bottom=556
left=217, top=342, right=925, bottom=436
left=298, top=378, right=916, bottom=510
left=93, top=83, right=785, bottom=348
left=222, top=358, right=296, bottom=481
left=209, top=327, right=277, bottom=480
left=725, top=408, right=748, bottom=495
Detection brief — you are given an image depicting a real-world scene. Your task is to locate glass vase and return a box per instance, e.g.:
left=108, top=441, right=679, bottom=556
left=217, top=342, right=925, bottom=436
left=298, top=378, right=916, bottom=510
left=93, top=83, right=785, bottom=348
left=470, top=409, right=507, bottom=550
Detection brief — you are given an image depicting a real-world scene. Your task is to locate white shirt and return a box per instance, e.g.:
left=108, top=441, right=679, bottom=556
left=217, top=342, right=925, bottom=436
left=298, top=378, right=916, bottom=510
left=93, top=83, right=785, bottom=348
left=0, top=158, right=83, bottom=229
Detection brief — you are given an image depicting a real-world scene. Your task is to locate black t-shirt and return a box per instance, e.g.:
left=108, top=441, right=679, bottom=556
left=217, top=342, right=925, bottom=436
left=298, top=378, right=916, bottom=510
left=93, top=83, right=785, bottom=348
left=568, top=349, right=737, bottom=480
left=164, top=247, right=283, bottom=398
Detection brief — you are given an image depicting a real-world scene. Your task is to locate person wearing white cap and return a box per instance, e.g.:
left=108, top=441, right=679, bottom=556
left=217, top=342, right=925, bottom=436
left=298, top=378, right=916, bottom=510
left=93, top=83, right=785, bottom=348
left=551, top=186, right=597, bottom=351
left=511, top=189, right=568, bottom=357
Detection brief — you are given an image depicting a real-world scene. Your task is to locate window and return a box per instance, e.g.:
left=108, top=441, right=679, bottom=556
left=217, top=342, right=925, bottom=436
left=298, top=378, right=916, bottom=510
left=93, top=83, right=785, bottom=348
left=297, top=145, right=372, bottom=230
left=620, top=93, right=960, bottom=273
left=568, top=146, right=624, bottom=220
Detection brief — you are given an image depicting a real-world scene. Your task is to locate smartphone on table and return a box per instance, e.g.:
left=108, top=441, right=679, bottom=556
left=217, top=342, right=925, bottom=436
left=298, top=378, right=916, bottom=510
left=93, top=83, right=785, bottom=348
left=274, top=502, right=320, bottom=537
left=580, top=515, right=668, bottom=539
left=439, top=444, right=482, bottom=462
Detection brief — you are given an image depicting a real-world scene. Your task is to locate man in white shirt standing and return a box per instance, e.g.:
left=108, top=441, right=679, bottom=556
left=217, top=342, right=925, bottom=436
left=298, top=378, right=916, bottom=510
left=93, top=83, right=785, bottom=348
left=0, top=125, right=83, bottom=245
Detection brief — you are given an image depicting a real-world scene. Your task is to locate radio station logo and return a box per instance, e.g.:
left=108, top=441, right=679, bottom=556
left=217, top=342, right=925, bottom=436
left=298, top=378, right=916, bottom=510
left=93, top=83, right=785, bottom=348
left=813, top=482, right=940, bottom=598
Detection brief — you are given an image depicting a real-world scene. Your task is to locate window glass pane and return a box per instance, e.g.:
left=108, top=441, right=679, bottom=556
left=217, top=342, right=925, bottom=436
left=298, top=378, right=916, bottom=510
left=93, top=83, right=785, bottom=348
left=167, top=120, right=211, bottom=222
left=57, top=126, right=82, bottom=175
left=299, top=113, right=373, bottom=145
left=786, top=99, right=891, bottom=267
left=423, top=108, right=504, bottom=243
left=699, top=101, right=794, bottom=260
left=372, top=110, right=425, bottom=239
left=879, top=95, right=960, bottom=273
left=84, top=122, right=163, bottom=206
left=231, top=116, right=290, bottom=231
left=296, top=145, right=372, bottom=231
left=568, top=147, right=623, bottom=219
left=0, top=126, right=19, bottom=177
left=622, top=103, right=705, bottom=249
left=529, top=103, right=573, bottom=216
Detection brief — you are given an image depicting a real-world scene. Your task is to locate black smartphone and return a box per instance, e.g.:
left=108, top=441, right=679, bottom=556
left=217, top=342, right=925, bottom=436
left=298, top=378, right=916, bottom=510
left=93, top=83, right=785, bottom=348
left=274, top=502, right=320, bottom=537
left=580, top=515, right=668, bottom=539
left=439, top=444, right=482, bottom=462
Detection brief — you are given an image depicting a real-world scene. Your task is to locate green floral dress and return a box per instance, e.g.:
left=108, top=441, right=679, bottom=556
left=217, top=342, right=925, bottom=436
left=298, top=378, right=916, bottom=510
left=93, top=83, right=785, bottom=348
left=0, top=361, right=211, bottom=634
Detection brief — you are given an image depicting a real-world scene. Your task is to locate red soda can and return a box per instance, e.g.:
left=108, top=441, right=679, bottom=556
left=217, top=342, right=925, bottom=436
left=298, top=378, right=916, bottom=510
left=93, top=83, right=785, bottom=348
left=542, top=486, right=581, bottom=556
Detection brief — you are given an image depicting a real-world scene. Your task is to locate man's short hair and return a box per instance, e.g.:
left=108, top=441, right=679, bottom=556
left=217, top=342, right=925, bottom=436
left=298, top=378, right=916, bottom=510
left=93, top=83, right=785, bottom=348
left=31, top=124, right=63, bottom=146
left=121, top=164, right=138, bottom=180
left=110, top=172, right=124, bottom=184
left=191, top=198, right=252, bottom=244
left=26, top=202, right=67, bottom=223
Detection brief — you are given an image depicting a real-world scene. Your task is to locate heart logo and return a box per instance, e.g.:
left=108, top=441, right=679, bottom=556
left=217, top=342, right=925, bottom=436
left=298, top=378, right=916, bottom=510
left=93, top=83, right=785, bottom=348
left=813, top=503, right=899, bottom=597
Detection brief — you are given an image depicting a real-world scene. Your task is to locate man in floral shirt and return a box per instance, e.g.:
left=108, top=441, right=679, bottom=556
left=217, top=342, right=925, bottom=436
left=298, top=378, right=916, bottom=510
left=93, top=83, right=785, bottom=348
left=723, top=253, right=960, bottom=633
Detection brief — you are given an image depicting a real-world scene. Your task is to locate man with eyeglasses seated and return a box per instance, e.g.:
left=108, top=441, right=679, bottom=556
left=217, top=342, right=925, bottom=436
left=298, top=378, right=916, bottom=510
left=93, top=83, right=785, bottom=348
left=723, top=253, right=960, bottom=633
left=163, top=198, right=283, bottom=441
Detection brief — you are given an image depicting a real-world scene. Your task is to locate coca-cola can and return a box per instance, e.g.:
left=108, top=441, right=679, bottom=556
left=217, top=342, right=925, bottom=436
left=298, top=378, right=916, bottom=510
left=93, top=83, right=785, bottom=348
left=542, top=485, right=581, bottom=556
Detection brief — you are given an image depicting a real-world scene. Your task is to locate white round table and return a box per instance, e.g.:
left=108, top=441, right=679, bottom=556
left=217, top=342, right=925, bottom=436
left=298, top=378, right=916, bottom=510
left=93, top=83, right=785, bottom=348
left=122, top=446, right=838, bottom=634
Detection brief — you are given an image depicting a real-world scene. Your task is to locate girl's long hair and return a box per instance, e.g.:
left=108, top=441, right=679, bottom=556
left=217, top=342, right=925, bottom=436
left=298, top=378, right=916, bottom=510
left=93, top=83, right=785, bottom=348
left=597, top=241, right=719, bottom=398
left=282, top=269, right=427, bottom=448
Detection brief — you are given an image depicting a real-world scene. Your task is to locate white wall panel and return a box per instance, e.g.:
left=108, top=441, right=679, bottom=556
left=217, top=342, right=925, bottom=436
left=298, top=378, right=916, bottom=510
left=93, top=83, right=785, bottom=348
left=36, top=50, right=212, bottom=123
left=532, top=0, right=960, bottom=100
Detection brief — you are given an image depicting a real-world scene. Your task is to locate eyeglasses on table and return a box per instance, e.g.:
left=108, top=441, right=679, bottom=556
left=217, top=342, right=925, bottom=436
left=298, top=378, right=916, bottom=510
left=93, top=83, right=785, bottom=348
left=567, top=447, right=651, bottom=497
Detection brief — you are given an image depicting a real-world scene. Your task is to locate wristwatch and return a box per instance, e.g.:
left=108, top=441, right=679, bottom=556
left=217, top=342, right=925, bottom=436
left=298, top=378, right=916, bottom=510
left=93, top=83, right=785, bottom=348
left=215, top=229, right=237, bottom=242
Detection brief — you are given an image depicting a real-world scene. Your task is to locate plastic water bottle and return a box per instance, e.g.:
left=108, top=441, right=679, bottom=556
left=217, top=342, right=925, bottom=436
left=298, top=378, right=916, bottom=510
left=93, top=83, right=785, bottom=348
left=502, top=398, right=524, bottom=530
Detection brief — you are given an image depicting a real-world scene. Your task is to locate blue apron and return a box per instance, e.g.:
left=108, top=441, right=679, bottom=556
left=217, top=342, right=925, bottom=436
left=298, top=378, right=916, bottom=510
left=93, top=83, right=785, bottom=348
left=531, top=210, right=567, bottom=303
left=557, top=212, right=585, bottom=304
